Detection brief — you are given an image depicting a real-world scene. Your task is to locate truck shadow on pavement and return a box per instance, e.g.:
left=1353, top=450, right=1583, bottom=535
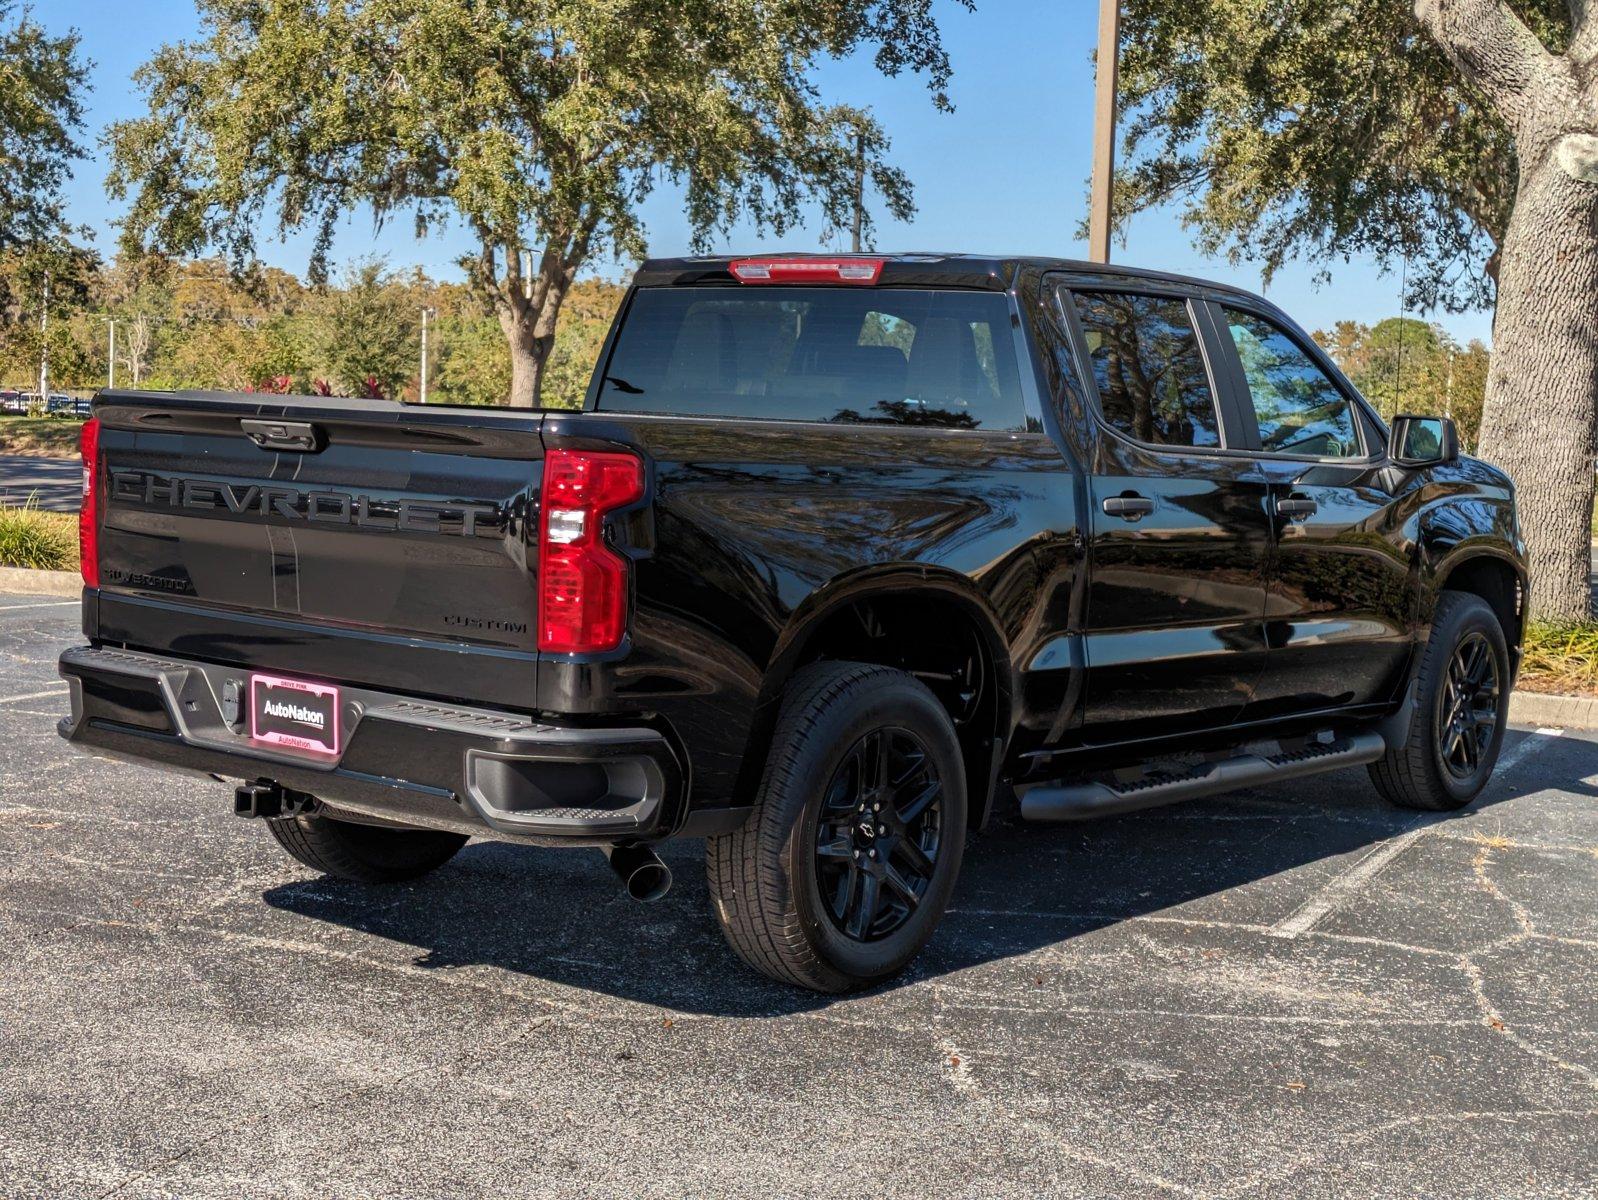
left=260, top=752, right=1564, bottom=1019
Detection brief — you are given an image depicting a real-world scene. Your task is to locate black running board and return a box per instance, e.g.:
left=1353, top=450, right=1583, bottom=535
left=1018, top=731, right=1387, bottom=822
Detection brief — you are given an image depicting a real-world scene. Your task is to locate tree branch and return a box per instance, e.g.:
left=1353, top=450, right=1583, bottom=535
left=563, top=208, right=599, bottom=272
left=1412, top=0, right=1560, bottom=125
left=1571, top=0, right=1598, bottom=73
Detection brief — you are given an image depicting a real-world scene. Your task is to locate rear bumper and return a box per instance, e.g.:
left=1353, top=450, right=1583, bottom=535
left=56, top=645, right=737, bottom=845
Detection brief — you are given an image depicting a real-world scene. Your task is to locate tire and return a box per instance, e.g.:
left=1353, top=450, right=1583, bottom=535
left=1369, top=591, right=1510, bottom=812
left=706, top=661, right=967, bottom=992
left=266, top=811, right=468, bottom=883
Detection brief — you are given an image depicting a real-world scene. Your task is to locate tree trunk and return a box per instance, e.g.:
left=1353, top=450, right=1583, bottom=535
left=498, top=243, right=576, bottom=409
left=503, top=309, right=549, bottom=410
left=1475, top=145, right=1598, bottom=623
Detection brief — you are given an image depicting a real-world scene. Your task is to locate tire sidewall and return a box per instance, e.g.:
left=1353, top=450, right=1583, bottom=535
left=1425, top=596, right=1510, bottom=803
left=778, top=673, right=966, bottom=985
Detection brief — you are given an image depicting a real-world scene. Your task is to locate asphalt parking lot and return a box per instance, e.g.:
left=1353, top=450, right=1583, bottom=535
left=1, top=591, right=1594, bottom=1198
left=0, top=454, right=79, bottom=512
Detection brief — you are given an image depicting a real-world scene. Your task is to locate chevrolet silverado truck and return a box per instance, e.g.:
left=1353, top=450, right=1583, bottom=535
left=58, top=253, right=1525, bottom=992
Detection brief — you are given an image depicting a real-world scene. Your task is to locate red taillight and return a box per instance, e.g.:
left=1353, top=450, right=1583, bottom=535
left=79, top=417, right=100, bottom=588
left=537, top=449, right=645, bottom=653
left=729, top=257, right=884, bottom=285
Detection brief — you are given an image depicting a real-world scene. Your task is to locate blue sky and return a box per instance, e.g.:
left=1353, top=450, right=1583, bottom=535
left=47, top=0, right=1493, bottom=345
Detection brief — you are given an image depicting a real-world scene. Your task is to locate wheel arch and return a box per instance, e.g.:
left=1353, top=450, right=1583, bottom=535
left=736, top=567, right=1018, bottom=830
left=1430, top=548, right=1526, bottom=670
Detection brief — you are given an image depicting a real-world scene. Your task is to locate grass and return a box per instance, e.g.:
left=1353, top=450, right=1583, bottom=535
left=0, top=499, right=76, bottom=570
left=0, top=415, right=85, bottom=458
left=1519, top=620, right=1598, bottom=697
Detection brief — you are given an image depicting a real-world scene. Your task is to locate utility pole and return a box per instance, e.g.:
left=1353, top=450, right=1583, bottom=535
left=851, top=129, right=866, bottom=254
left=38, top=273, right=50, bottom=401
left=419, top=306, right=436, bottom=404
left=1088, top=0, right=1122, bottom=264
left=105, top=318, right=117, bottom=390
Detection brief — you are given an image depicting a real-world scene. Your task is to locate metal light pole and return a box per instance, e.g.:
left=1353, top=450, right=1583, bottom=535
left=1088, top=0, right=1122, bottom=264
left=419, top=306, right=436, bottom=404
left=851, top=129, right=866, bottom=253
left=38, top=273, right=50, bottom=401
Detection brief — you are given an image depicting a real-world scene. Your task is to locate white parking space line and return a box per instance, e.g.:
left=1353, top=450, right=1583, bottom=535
left=0, top=601, right=78, bottom=611
left=1268, top=726, right=1567, bottom=940
left=1496, top=725, right=1564, bottom=773
left=0, top=687, right=68, bottom=705
left=1268, top=819, right=1439, bottom=939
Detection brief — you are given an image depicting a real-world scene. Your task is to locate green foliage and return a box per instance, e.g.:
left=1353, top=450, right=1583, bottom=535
left=432, top=314, right=512, bottom=408
left=317, top=260, right=414, bottom=398
left=106, top=0, right=957, bottom=403
left=1113, top=1, right=1574, bottom=313
left=434, top=278, right=621, bottom=407
left=0, top=499, right=75, bottom=570
left=1522, top=621, right=1598, bottom=695
left=1314, top=318, right=1491, bottom=450
left=0, top=3, right=90, bottom=257
left=0, top=252, right=627, bottom=408
left=540, top=280, right=623, bottom=408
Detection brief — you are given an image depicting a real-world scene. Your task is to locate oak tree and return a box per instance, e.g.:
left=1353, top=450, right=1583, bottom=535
left=107, top=0, right=958, bottom=408
left=1115, top=0, right=1598, bottom=619
left=0, top=2, right=88, bottom=260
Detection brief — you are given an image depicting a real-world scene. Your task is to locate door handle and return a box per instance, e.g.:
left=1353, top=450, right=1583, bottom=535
left=1275, top=494, right=1318, bottom=519
left=1102, top=494, right=1156, bottom=520
left=241, top=418, right=323, bottom=453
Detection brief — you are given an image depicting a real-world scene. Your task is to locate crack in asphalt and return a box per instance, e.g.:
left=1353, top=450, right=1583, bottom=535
left=1456, top=840, right=1598, bottom=1090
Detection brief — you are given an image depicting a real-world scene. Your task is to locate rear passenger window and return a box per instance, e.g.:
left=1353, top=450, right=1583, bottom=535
left=597, top=287, right=1026, bottom=430
left=1071, top=291, right=1221, bottom=449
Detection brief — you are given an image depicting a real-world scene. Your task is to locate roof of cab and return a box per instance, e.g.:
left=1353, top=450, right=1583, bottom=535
left=631, top=252, right=1266, bottom=304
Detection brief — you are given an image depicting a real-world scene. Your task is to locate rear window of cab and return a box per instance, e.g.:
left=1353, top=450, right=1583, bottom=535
left=596, top=287, right=1027, bottom=431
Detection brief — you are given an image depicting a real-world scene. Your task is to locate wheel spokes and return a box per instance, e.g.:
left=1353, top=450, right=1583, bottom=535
left=814, top=727, right=943, bottom=943
left=831, top=861, right=857, bottom=916
left=891, top=834, right=934, bottom=877
left=1437, top=632, right=1502, bottom=781
left=882, top=862, right=920, bottom=909
left=861, top=729, right=890, bottom=800
left=895, top=779, right=941, bottom=825
left=816, top=833, right=853, bottom=862
left=846, top=870, right=883, bottom=939
left=889, top=746, right=927, bottom=790
left=1463, top=639, right=1490, bottom=688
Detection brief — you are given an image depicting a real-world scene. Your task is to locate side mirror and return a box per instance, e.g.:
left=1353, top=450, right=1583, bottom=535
left=1388, top=414, right=1458, bottom=466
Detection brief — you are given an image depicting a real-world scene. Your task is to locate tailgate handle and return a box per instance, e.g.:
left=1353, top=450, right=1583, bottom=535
left=241, top=418, right=323, bottom=453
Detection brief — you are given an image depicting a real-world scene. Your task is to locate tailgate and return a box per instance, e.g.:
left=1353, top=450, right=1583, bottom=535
left=89, top=391, right=546, bottom=709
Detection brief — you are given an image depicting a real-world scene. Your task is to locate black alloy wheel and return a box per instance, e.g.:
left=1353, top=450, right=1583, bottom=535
left=1369, top=590, right=1510, bottom=812
left=1435, top=629, right=1502, bottom=782
left=706, top=661, right=968, bottom=992
left=813, top=727, right=943, bottom=942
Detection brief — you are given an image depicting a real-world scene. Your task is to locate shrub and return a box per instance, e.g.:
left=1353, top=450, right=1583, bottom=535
left=0, top=499, right=76, bottom=570
left=1520, top=621, right=1598, bottom=695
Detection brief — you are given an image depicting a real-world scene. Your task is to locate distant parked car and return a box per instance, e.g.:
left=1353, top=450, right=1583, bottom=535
left=0, top=389, right=25, bottom=415
left=45, top=394, right=91, bottom=417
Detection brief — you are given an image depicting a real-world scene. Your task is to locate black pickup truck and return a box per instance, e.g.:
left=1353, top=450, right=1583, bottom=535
left=59, top=253, right=1525, bottom=992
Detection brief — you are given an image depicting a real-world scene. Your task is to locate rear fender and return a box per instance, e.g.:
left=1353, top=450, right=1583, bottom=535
left=734, top=565, right=1017, bottom=822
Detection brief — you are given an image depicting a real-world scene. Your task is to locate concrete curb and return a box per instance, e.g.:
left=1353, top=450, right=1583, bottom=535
left=0, top=567, right=80, bottom=597
left=1509, top=690, right=1598, bottom=730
